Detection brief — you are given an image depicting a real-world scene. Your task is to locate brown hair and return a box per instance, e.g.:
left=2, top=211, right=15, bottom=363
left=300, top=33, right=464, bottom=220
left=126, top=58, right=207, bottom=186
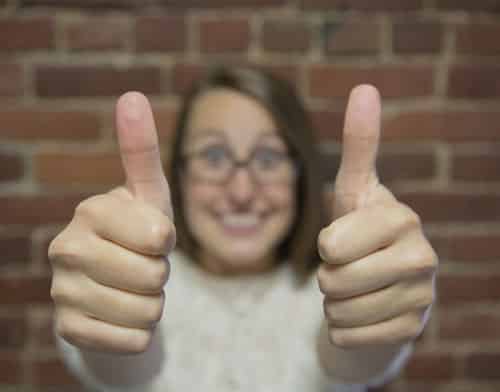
left=166, top=66, right=325, bottom=283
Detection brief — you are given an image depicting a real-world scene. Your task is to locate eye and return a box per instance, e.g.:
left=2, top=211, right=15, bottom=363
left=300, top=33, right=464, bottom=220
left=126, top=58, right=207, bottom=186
left=198, top=145, right=231, bottom=167
left=253, top=147, right=288, bottom=169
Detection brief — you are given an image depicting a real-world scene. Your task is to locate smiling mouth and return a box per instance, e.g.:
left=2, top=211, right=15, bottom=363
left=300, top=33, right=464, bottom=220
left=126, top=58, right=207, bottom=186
left=217, top=213, right=263, bottom=235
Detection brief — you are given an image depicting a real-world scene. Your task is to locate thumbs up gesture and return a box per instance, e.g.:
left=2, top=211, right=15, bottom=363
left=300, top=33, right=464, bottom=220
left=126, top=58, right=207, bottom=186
left=49, top=92, right=175, bottom=354
left=317, top=85, right=437, bottom=349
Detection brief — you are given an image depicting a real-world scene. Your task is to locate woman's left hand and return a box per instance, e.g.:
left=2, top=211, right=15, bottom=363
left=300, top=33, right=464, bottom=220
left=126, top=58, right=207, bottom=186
left=317, top=85, right=438, bottom=349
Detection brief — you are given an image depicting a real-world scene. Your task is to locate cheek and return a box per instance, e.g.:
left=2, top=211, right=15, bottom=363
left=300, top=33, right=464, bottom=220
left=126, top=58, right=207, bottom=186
left=183, top=181, right=217, bottom=221
left=262, top=184, right=297, bottom=236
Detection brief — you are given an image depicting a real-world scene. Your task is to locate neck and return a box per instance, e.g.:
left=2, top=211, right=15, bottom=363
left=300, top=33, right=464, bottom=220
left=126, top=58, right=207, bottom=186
left=198, top=251, right=276, bottom=277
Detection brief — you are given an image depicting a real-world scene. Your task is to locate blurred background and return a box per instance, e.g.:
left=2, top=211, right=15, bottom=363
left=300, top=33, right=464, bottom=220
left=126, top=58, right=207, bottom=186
left=1, top=0, right=500, bottom=391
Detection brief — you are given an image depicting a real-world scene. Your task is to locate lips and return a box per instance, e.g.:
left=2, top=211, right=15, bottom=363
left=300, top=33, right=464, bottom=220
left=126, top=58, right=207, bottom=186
left=217, top=212, right=263, bottom=236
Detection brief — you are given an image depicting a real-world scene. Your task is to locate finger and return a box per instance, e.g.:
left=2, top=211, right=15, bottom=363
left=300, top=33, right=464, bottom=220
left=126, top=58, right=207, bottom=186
left=324, top=275, right=434, bottom=328
left=76, top=193, right=175, bottom=256
left=81, top=233, right=169, bottom=295
left=73, top=272, right=165, bottom=330
left=318, top=201, right=416, bottom=264
left=334, top=84, right=381, bottom=216
left=116, top=91, right=173, bottom=217
left=328, top=311, right=425, bottom=349
left=317, top=231, right=437, bottom=299
left=55, top=307, right=152, bottom=354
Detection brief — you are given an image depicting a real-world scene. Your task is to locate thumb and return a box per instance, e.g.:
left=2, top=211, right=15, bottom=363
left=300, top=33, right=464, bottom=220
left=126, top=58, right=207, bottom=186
left=116, top=91, right=173, bottom=218
left=333, top=84, right=381, bottom=217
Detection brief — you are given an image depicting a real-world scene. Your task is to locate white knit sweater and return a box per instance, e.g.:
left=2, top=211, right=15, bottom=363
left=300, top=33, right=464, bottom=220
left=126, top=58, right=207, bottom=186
left=56, top=250, right=412, bottom=392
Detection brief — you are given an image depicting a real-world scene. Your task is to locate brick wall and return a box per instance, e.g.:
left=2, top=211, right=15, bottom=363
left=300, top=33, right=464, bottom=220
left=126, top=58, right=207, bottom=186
left=1, top=1, right=499, bottom=391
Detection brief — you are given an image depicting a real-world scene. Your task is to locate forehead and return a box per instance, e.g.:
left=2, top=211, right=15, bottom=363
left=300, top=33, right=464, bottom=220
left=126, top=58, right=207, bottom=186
left=185, top=88, right=281, bottom=146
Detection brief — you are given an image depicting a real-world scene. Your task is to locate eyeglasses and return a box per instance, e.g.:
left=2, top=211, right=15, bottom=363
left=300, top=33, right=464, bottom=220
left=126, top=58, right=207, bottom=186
left=181, top=144, right=298, bottom=185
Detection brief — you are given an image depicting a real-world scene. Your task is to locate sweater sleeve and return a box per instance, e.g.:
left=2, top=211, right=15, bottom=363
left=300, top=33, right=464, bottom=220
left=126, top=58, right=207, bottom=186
left=55, top=334, right=160, bottom=392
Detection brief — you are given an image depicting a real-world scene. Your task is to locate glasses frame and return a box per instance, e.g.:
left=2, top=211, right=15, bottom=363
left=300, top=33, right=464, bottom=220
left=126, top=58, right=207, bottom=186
left=180, top=145, right=300, bottom=186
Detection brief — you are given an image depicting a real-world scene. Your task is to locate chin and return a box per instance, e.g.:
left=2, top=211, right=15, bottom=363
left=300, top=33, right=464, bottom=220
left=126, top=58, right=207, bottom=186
left=207, top=242, right=275, bottom=274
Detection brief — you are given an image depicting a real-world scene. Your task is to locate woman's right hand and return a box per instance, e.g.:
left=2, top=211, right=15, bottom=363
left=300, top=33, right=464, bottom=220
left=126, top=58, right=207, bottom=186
left=49, top=92, right=175, bottom=354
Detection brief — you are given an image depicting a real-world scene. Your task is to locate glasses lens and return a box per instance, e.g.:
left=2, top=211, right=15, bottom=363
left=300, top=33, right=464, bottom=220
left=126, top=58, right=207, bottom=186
left=250, top=148, right=295, bottom=184
left=185, top=145, right=296, bottom=185
left=187, top=145, right=232, bottom=183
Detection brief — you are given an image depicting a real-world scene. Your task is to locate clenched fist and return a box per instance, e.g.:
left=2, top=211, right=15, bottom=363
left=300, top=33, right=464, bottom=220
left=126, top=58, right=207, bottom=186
left=49, top=92, right=175, bottom=354
left=317, top=85, right=438, bottom=349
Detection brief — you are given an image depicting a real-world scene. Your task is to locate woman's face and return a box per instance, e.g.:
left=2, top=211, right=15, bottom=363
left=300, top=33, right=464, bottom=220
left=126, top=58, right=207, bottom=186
left=181, top=88, right=296, bottom=275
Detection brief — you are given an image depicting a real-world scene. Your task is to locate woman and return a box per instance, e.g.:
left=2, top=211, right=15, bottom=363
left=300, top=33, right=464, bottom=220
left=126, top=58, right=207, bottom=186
left=49, top=66, right=437, bottom=391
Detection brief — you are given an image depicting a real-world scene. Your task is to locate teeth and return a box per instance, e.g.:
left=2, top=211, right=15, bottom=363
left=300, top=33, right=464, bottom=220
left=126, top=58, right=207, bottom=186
left=222, top=214, right=259, bottom=228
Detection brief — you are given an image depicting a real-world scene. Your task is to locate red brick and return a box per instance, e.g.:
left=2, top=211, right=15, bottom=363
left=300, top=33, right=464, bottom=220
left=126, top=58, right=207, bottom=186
left=438, top=275, right=500, bottom=304
left=0, top=235, right=31, bottom=267
left=199, top=19, right=250, bottom=53
left=261, top=19, right=311, bottom=52
left=456, top=23, right=500, bottom=56
left=453, top=154, right=500, bottom=182
left=440, top=314, right=500, bottom=340
left=171, top=63, right=296, bottom=97
left=0, top=194, right=88, bottom=225
left=308, top=65, right=434, bottom=99
left=66, top=18, right=128, bottom=51
left=0, top=109, right=100, bottom=140
left=405, top=353, right=455, bottom=380
left=436, top=0, right=500, bottom=12
left=35, top=152, right=124, bottom=187
left=448, top=64, right=500, bottom=98
left=0, top=356, right=23, bottom=383
left=397, top=192, right=500, bottom=222
left=0, top=63, right=23, bottom=97
left=302, top=0, right=423, bottom=11
left=21, top=0, right=141, bottom=8
left=393, top=21, right=443, bottom=53
left=32, top=358, right=82, bottom=386
left=0, top=315, right=28, bottom=349
left=161, top=0, right=287, bottom=7
left=153, top=106, right=178, bottom=142
left=35, top=65, right=162, bottom=97
left=379, top=152, right=436, bottom=182
left=465, top=353, right=500, bottom=379
left=322, top=151, right=436, bottom=183
left=311, top=109, right=344, bottom=140
left=136, top=15, right=186, bottom=52
left=431, top=234, right=500, bottom=262
left=0, top=152, right=24, bottom=182
left=0, top=276, right=51, bottom=305
left=30, top=308, right=56, bottom=348
left=384, top=111, right=500, bottom=142
left=172, top=63, right=206, bottom=94
left=324, top=18, right=380, bottom=55
left=0, top=17, right=54, bottom=51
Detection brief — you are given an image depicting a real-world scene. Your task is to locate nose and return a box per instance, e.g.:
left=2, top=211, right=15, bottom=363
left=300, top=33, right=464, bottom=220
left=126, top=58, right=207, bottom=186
left=226, top=167, right=257, bottom=205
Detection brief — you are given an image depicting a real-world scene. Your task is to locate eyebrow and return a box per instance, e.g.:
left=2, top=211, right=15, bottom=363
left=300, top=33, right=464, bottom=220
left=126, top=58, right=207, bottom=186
left=186, top=128, right=280, bottom=143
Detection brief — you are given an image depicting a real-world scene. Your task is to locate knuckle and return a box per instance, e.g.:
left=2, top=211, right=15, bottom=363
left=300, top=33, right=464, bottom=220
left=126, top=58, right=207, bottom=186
left=317, top=227, right=335, bottom=262
left=329, top=329, right=358, bottom=349
left=415, top=283, right=435, bottom=311
left=130, top=330, right=153, bottom=353
left=50, top=276, right=72, bottom=305
left=146, top=259, right=170, bottom=293
left=405, top=313, right=424, bottom=340
left=55, top=310, right=83, bottom=344
left=408, top=242, right=439, bottom=276
left=323, top=299, right=345, bottom=326
left=75, top=194, right=107, bottom=221
left=49, top=236, right=85, bottom=270
left=143, top=293, right=165, bottom=325
left=317, top=265, right=332, bottom=295
left=387, top=203, right=421, bottom=234
left=317, top=266, right=344, bottom=298
left=147, top=219, right=173, bottom=255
